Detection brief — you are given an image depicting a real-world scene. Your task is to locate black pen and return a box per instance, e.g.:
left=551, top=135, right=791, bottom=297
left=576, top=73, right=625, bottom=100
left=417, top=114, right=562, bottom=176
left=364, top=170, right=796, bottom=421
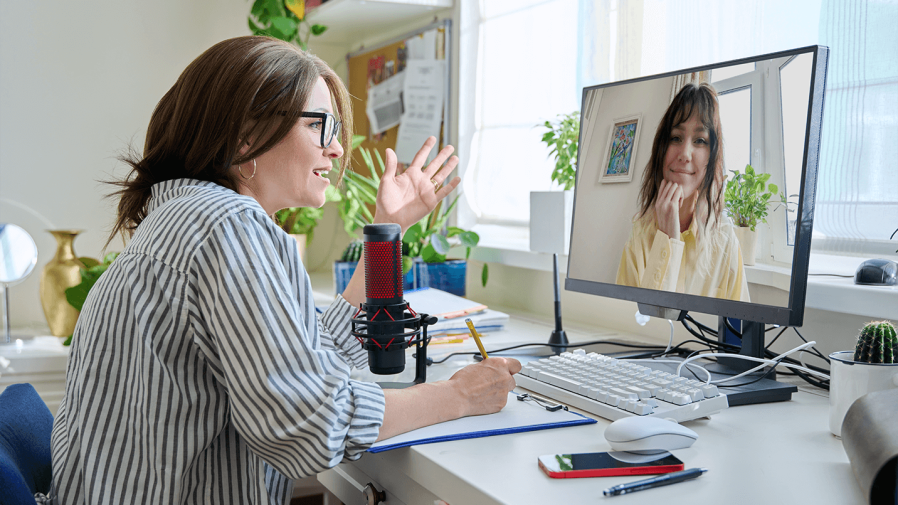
left=602, top=468, right=708, bottom=497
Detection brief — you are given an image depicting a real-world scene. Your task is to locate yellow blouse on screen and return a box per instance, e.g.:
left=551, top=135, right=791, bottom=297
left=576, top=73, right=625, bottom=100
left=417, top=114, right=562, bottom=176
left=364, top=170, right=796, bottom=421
left=616, top=217, right=750, bottom=302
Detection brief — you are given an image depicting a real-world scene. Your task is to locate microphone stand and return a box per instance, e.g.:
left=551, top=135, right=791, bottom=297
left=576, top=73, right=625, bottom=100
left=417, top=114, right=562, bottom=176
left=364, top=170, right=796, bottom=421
left=548, top=253, right=568, bottom=355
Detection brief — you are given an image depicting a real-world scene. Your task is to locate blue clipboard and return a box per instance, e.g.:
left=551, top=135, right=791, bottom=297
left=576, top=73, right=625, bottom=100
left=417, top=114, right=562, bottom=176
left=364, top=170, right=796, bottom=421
left=368, top=392, right=596, bottom=453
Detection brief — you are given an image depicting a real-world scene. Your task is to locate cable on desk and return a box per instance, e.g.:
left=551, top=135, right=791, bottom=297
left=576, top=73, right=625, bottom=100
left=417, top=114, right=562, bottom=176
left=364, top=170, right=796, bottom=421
left=425, top=340, right=667, bottom=365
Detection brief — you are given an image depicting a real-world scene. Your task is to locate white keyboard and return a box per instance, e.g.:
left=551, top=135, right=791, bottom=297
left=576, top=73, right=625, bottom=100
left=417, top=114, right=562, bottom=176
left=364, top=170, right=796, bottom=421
left=514, top=350, right=729, bottom=423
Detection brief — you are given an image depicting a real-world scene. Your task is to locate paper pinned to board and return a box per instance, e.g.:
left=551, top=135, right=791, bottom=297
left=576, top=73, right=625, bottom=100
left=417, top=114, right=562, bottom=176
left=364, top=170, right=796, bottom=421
left=366, top=70, right=405, bottom=135
left=394, top=60, right=445, bottom=164
left=405, top=30, right=436, bottom=60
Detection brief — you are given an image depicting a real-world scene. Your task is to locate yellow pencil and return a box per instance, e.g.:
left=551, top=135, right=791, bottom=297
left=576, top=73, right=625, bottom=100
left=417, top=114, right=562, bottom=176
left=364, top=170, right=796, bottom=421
left=465, top=318, right=489, bottom=359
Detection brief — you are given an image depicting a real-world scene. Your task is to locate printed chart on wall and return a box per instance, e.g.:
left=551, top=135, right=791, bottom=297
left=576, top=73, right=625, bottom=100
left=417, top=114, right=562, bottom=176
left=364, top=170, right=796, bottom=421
left=347, top=20, right=450, bottom=172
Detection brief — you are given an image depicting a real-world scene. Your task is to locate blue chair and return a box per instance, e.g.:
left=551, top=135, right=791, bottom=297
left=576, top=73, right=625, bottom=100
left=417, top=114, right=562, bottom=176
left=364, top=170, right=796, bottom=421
left=0, top=384, right=54, bottom=505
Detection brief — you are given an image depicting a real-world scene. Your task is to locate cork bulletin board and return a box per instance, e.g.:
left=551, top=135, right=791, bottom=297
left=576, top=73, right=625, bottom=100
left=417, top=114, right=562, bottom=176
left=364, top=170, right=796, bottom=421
left=346, top=19, right=451, bottom=174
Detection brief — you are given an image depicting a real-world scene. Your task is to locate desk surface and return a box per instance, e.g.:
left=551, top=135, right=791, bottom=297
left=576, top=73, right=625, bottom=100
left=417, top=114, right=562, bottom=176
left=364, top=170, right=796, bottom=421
left=324, top=309, right=865, bottom=505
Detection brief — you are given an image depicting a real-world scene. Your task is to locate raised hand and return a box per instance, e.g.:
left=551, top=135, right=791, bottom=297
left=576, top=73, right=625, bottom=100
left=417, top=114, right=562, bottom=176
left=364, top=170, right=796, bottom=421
left=374, top=136, right=461, bottom=233
left=655, top=180, right=684, bottom=240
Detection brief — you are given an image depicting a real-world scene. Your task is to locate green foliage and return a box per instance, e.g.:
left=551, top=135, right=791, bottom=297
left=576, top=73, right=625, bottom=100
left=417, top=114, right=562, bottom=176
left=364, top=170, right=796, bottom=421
left=334, top=140, right=488, bottom=287
left=538, top=111, right=580, bottom=190
left=274, top=185, right=341, bottom=242
left=853, top=320, right=897, bottom=364
left=340, top=240, right=363, bottom=262
left=63, top=252, right=120, bottom=346
left=247, top=0, right=327, bottom=51
left=723, top=164, right=789, bottom=232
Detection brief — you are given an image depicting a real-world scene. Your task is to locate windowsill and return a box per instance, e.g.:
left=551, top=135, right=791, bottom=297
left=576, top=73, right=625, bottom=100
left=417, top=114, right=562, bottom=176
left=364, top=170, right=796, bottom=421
left=469, top=230, right=898, bottom=319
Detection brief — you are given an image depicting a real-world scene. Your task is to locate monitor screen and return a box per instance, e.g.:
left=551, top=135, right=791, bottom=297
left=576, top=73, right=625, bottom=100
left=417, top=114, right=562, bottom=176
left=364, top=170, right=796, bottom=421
left=566, top=46, right=828, bottom=326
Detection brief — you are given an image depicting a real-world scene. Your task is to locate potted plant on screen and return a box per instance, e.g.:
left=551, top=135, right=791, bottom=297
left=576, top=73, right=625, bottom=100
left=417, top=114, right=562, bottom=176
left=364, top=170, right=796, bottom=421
left=332, top=138, right=486, bottom=297
left=723, top=164, right=790, bottom=266
left=531, top=111, right=579, bottom=255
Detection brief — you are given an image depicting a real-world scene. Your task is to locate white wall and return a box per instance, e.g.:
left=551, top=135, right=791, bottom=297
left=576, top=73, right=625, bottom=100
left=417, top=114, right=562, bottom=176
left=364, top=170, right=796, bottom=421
left=569, top=76, right=672, bottom=283
left=0, top=0, right=250, bottom=328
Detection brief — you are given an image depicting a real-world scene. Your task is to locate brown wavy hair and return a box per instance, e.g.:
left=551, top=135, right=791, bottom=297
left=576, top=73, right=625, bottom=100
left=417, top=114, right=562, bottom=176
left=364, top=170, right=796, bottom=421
left=637, top=82, right=724, bottom=233
left=107, top=36, right=353, bottom=246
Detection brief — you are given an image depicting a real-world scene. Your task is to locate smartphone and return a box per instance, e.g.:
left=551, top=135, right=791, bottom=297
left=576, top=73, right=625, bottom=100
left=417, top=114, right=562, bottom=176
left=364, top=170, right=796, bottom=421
left=538, top=451, right=684, bottom=479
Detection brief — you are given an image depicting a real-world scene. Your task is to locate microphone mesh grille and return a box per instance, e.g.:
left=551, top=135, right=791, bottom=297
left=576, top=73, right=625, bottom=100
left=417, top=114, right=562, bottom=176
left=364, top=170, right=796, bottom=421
left=364, top=240, right=403, bottom=299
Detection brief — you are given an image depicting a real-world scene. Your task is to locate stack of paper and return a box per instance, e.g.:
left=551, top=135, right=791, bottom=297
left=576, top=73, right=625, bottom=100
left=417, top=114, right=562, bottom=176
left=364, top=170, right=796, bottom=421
left=403, top=288, right=508, bottom=335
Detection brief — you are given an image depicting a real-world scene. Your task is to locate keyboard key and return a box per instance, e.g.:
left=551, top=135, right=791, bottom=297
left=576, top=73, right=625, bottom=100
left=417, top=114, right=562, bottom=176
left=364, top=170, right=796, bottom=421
left=625, top=386, right=651, bottom=400
left=538, top=372, right=582, bottom=392
left=687, top=389, right=705, bottom=402
left=701, top=385, right=719, bottom=397
left=633, top=402, right=653, bottom=415
left=609, top=388, right=638, bottom=401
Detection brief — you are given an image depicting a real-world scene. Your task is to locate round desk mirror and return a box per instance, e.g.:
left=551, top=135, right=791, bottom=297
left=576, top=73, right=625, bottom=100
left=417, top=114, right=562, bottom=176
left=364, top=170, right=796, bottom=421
left=0, top=223, right=39, bottom=343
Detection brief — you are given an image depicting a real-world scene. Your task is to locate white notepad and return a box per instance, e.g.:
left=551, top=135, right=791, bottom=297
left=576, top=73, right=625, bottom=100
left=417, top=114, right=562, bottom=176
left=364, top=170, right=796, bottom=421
left=369, top=392, right=596, bottom=453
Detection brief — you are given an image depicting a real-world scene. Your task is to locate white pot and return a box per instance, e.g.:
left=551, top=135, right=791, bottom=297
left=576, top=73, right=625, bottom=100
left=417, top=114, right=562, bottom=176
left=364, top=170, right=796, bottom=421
left=290, top=234, right=308, bottom=264
left=828, top=351, right=898, bottom=437
left=734, top=226, right=757, bottom=266
left=529, top=190, right=574, bottom=255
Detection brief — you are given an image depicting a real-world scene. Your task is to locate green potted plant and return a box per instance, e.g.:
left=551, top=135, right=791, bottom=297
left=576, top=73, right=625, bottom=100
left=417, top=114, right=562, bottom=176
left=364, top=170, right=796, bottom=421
left=332, top=141, right=486, bottom=296
left=62, top=252, right=119, bottom=345
left=828, top=320, right=898, bottom=436
left=531, top=111, right=579, bottom=255
left=248, top=0, right=328, bottom=50
left=723, top=164, right=789, bottom=266
left=275, top=186, right=340, bottom=263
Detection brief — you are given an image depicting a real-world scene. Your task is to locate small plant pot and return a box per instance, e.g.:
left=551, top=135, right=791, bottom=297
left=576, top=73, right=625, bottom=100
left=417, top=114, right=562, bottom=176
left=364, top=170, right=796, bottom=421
left=333, top=259, right=467, bottom=297
left=734, top=226, right=757, bottom=266
left=828, top=351, right=898, bottom=437
left=333, top=261, right=417, bottom=297
left=414, top=259, right=467, bottom=297
left=289, top=234, right=307, bottom=264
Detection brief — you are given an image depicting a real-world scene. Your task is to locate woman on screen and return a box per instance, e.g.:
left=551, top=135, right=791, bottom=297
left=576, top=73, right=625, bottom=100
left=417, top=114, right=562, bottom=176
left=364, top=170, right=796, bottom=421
left=616, top=82, right=750, bottom=302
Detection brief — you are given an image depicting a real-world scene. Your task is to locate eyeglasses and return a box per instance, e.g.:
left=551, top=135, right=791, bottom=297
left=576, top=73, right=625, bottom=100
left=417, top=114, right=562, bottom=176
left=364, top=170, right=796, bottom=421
left=301, top=112, right=342, bottom=149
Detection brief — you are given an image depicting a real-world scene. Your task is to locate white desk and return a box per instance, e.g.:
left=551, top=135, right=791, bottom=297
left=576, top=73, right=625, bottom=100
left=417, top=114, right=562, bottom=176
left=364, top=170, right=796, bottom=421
left=318, top=312, right=866, bottom=505
left=0, top=336, right=69, bottom=416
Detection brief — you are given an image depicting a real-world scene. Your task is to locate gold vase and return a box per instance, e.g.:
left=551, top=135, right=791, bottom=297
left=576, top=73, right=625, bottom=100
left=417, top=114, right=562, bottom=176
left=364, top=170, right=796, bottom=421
left=40, top=230, right=85, bottom=337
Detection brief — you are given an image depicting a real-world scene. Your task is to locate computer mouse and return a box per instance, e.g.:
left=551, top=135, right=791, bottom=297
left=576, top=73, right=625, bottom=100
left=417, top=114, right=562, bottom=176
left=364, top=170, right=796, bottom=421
left=603, top=417, right=698, bottom=454
left=854, top=258, right=898, bottom=286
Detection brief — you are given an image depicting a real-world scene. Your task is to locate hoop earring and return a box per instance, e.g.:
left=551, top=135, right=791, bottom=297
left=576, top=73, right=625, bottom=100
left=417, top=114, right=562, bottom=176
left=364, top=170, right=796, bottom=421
left=238, top=159, right=256, bottom=180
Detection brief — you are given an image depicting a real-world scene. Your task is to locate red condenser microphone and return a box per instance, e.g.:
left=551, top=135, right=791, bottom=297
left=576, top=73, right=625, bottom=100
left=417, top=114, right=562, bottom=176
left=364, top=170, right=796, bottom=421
left=351, top=224, right=435, bottom=381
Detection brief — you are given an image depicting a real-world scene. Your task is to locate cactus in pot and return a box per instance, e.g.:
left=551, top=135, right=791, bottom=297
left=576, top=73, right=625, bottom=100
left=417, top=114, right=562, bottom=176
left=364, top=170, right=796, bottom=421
left=853, top=320, right=897, bottom=364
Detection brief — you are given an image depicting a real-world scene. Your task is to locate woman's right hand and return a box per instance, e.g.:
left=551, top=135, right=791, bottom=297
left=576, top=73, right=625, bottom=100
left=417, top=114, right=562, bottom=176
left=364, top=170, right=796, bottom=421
left=448, top=357, right=521, bottom=417
left=655, top=180, right=684, bottom=240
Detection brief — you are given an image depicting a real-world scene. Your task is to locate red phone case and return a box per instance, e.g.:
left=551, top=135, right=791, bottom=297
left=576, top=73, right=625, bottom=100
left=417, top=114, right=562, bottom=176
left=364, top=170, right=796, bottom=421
left=538, top=458, right=684, bottom=479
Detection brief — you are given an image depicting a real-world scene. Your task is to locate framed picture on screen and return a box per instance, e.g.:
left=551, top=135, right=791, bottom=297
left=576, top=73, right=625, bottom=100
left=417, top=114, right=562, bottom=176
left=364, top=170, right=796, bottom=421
left=598, top=114, right=642, bottom=184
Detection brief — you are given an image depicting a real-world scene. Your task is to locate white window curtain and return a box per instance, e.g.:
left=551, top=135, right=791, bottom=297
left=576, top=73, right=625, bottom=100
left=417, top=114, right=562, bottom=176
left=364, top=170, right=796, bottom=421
left=813, top=0, right=898, bottom=256
left=457, top=0, right=580, bottom=246
left=458, top=0, right=897, bottom=256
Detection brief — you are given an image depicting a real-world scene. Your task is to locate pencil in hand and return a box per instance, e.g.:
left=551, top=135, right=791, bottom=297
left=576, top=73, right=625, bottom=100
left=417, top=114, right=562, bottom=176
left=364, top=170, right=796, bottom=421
left=465, top=318, right=489, bottom=359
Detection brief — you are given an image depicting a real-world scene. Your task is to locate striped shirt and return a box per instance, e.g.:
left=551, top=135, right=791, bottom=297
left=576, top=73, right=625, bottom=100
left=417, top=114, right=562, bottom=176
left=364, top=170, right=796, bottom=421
left=50, top=179, right=385, bottom=504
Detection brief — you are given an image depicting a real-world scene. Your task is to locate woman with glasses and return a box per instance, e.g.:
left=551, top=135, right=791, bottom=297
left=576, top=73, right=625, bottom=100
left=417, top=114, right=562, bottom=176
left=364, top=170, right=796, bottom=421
left=50, top=36, right=521, bottom=505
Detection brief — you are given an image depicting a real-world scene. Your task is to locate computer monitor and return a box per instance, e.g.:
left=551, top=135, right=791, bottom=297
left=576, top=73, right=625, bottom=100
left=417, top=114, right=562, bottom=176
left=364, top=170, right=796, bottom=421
left=566, top=45, right=829, bottom=405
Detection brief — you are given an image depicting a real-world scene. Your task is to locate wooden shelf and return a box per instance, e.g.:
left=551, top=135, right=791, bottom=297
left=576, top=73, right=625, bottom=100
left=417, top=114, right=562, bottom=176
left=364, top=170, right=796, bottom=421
left=306, top=0, right=452, bottom=46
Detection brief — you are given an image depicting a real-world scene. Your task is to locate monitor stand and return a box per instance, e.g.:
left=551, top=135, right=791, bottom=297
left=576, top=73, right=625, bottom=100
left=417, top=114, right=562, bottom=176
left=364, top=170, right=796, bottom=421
left=706, top=317, right=797, bottom=406
left=636, top=304, right=797, bottom=406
